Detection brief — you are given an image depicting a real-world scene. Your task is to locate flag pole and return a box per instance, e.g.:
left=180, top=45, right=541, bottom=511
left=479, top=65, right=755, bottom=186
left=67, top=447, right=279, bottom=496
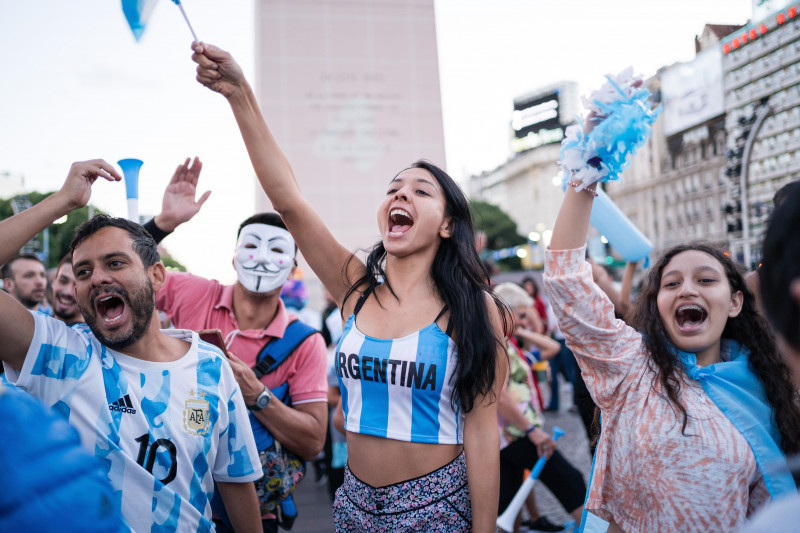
left=172, top=0, right=199, bottom=42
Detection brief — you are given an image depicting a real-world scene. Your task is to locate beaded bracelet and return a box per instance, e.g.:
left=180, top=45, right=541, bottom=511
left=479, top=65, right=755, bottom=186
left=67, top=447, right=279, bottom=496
left=566, top=181, right=599, bottom=197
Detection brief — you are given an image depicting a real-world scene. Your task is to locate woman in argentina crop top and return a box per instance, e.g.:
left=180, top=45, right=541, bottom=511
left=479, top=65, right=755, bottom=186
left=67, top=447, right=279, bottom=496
left=336, top=287, right=463, bottom=444
left=193, top=43, right=510, bottom=531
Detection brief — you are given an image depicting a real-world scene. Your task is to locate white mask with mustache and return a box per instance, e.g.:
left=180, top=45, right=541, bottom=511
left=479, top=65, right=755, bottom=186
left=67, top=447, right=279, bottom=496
left=234, top=224, right=295, bottom=293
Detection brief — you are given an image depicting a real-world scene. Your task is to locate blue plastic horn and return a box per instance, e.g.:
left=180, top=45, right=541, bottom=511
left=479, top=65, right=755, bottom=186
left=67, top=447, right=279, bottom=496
left=590, top=187, right=652, bottom=262
left=117, top=158, right=143, bottom=223
left=497, top=426, right=567, bottom=532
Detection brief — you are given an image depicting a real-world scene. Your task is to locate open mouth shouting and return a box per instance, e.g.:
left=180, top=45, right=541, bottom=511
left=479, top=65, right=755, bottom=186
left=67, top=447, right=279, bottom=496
left=675, top=304, right=708, bottom=334
left=81, top=281, right=154, bottom=350
left=93, top=289, right=129, bottom=327
left=388, top=208, right=414, bottom=237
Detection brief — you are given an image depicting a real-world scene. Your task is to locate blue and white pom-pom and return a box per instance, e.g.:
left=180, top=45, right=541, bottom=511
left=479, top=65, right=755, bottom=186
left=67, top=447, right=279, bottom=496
left=560, top=67, right=661, bottom=191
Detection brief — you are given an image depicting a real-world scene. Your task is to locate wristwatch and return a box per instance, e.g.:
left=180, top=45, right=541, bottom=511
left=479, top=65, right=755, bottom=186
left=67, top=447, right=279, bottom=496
left=249, top=387, right=272, bottom=411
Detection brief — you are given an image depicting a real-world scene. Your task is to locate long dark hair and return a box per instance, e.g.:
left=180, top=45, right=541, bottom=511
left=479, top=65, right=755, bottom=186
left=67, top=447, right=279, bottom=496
left=344, top=160, right=510, bottom=413
left=629, top=242, right=800, bottom=453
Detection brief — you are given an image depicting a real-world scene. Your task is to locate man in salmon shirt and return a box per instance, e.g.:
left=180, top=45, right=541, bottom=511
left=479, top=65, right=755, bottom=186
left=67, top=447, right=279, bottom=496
left=144, top=157, right=328, bottom=533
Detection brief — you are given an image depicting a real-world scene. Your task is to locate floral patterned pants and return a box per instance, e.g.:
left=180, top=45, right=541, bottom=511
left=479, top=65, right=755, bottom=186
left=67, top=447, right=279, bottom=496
left=333, top=451, right=472, bottom=532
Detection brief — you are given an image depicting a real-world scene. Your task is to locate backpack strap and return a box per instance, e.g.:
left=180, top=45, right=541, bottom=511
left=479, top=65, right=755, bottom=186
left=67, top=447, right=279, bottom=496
left=252, top=319, right=318, bottom=379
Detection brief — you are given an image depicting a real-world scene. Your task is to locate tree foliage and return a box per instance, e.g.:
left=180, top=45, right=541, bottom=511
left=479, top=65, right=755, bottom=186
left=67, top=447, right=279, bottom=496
left=469, top=199, right=526, bottom=271
left=161, top=256, right=188, bottom=272
left=469, top=200, right=526, bottom=249
left=0, top=193, right=187, bottom=272
left=0, top=192, right=99, bottom=268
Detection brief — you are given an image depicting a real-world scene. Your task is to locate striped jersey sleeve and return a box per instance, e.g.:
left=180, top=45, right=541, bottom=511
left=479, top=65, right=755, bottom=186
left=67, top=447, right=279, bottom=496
left=6, top=312, right=261, bottom=532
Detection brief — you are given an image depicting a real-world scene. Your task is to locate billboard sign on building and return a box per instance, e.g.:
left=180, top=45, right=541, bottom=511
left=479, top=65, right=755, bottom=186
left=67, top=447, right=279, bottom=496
left=752, top=0, right=793, bottom=21
left=722, top=3, right=797, bottom=55
left=661, top=47, right=725, bottom=136
left=512, top=92, right=561, bottom=138
left=510, top=83, right=577, bottom=153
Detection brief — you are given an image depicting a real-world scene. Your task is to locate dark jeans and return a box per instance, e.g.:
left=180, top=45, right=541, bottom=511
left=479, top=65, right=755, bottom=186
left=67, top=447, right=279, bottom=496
left=498, top=437, right=586, bottom=515
left=547, top=338, right=578, bottom=410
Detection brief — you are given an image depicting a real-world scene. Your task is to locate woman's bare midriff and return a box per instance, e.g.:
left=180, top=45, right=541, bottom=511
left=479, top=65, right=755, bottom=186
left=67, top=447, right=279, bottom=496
left=346, top=432, right=462, bottom=487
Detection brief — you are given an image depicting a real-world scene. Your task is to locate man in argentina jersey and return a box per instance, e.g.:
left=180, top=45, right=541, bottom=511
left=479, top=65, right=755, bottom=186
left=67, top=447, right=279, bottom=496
left=0, top=160, right=263, bottom=533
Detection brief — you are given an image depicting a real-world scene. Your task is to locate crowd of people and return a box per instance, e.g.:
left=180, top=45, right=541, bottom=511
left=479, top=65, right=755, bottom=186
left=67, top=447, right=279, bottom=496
left=1, top=40, right=799, bottom=533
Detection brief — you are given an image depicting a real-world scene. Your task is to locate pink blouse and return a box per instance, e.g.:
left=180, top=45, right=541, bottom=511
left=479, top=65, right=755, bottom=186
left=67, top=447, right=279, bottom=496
left=544, top=247, right=768, bottom=532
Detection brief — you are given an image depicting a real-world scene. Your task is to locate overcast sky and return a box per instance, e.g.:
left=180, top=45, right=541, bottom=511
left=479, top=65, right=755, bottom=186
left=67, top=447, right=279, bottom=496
left=0, top=0, right=752, bottom=283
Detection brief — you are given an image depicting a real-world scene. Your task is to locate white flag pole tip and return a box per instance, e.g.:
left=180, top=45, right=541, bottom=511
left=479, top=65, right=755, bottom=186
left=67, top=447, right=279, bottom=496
left=173, top=1, right=199, bottom=42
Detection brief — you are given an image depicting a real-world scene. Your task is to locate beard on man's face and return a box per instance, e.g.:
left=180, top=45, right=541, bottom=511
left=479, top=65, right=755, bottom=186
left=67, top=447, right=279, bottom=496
left=12, top=283, right=45, bottom=309
left=52, top=292, right=80, bottom=322
left=18, top=295, right=42, bottom=309
left=79, top=279, right=155, bottom=350
left=53, top=304, right=81, bottom=322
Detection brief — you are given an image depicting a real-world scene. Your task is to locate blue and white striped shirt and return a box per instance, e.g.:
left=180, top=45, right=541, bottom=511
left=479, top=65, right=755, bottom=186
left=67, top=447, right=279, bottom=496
left=335, top=314, right=463, bottom=444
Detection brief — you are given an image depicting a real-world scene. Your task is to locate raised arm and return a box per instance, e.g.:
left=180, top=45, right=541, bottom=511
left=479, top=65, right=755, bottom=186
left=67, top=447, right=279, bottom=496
left=545, top=78, right=654, bottom=407
left=144, top=157, right=210, bottom=243
left=0, top=160, right=120, bottom=370
left=153, top=157, right=210, bottom=231
left=191, top=43, right=362, bottom=307
left=549, top=78, right=645, bottom=251
left=549, top=183, right=597, bottom=251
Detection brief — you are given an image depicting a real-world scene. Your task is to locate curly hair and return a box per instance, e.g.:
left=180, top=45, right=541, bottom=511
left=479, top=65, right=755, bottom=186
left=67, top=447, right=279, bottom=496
left=344, top=160, right=510, bottom=413
left=629, top=241, right=800, bottom=454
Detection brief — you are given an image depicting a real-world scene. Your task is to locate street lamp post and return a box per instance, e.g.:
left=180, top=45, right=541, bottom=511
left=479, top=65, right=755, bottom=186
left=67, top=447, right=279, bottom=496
left=739, top=104, right=773, bottom=268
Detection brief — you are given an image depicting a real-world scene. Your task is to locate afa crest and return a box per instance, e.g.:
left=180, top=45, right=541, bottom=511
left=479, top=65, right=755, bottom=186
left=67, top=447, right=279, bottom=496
left=183, top=389, right=211, bottom=436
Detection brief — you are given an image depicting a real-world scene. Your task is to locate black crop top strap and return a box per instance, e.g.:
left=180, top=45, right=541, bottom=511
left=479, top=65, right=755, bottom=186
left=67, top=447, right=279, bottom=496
left=434, top=305, right=454, bottom=337
left=352, top=286, right=373, bottom=317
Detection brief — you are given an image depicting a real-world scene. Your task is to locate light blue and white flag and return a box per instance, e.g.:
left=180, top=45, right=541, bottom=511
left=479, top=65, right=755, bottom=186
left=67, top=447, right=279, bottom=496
left=122, top=0, right=199, bottom=43
left=121, top=0, right=159, bottom=42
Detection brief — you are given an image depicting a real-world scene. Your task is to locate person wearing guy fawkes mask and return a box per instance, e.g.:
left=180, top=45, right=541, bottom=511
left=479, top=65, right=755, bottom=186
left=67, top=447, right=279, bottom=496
left=150, top=187, right=328, bottom=532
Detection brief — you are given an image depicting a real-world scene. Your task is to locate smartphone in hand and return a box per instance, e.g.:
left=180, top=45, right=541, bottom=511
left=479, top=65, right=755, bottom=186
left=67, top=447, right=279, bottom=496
left=198, top=329, right=229, bottom=358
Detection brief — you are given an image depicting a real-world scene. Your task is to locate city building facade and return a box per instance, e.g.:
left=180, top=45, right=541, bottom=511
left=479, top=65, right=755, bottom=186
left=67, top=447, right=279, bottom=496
left=469, top=16, right=800, bottom=269
left=721, top=1, right=800, bottom=268
left=468, top=82, right=579, bottom=259
left=607, top=33, right=733, bottom=262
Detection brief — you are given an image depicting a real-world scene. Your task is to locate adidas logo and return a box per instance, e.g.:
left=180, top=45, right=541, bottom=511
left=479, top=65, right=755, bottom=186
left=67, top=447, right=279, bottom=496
left=108, top=394, right=137, bottom=414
